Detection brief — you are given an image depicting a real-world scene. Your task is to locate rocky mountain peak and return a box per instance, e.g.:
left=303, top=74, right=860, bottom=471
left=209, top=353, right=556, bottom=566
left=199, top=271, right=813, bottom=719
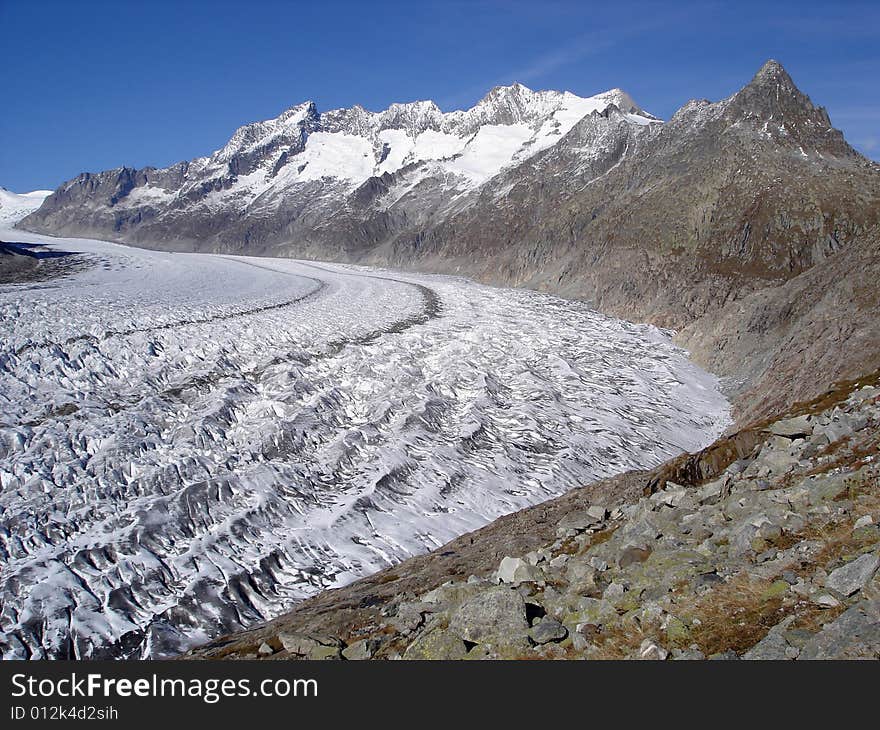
left=466, top=82, right=559, bottom=126
left=733, top=58, right=815, bottom=111
left=715, top=59, right=854, bottom=158
left=594, top=88, right=650, bottom=117
left=750, top=58, right=794, bottom=88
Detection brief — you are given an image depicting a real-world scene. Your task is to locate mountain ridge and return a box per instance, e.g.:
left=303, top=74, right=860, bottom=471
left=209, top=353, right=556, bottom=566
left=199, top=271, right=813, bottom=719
left=19, top=60, right=880, bottom=424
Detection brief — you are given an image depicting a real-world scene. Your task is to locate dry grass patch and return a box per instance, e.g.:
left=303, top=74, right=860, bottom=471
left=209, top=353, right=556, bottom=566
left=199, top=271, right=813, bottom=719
left=586, top=618, right=663, bottom=660
left=684, top=575, right=793, bottom=656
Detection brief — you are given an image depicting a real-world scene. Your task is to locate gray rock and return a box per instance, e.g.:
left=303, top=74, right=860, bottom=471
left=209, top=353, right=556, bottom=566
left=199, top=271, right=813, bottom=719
left=743, top=617, right=795, bottom=660
left=603, top=582, right=626, bottom=601
left=342, top=638, right=381, bottom=660
left=565, top=561, right=599, bottom=595
left=558, top=509, right=604, bottom=532
left=388, top=601, right=434, bottom=632
left=799, top=599, right=880, bottom=659
left=403, top=628, right=468, bottom=660
left=279, top=632, right=342, bottom=659
left=496, top=556, right=526, bottom=583
left=672, top=648, right=706, bottom=660
left=448, top=587, right=529, bottom=646
left=760, top=449, right=798, bottom=476
left=818, top=420, right=853, bottom=443
left=651, top=483, right=690, bottom=508
left=849, top=386, right=880, bottom=403
left=638, top=639, right=668, bottom=660
left=825, top=553, right=880, bottom=597
left=813, top=594, right=842, bottom=608
left=257, top=642, right=275, bottom=657
left=805, top=473, right=849, bottom=503
left=728, top=522, right=759, bottom=557
left=697, top=477, right=727, bottom=504
left=529, top=619, right=568, bottom=645
left=708, top=650, right=740, bottom=660
left=570, top=631, right=591, bottom=652
left=782, top=570, right=799, bottom=585
left=767, top=415, right=813, bottom=438
left=845, top=413, right=869, bottom=432
left=496, top=556, right=544, bottom=585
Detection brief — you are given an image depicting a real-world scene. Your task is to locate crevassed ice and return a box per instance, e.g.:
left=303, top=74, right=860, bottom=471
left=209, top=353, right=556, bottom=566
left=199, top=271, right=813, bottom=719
left=0, top=228, right=729, bottom=659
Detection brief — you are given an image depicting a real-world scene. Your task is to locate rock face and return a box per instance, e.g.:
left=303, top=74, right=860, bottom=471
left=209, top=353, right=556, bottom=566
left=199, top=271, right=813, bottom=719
left=21, top=61, right=880, bottom=424
left=186, top=374, right=880, bottom=660
left=22, top=85, right=655, bottom=263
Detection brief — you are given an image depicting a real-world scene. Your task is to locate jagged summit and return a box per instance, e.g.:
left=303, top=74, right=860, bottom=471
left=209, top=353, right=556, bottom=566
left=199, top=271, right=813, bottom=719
left=217, top=82, right=651, bottom=156
left=721, top=58, right=856, bottom=157
left=22, top=60, right=873, bottom=278
left=751, top=58, right=792, bottom=85
left=26, top=80, right=658, bottom=229
left=738, top=58, right=811, bottom=111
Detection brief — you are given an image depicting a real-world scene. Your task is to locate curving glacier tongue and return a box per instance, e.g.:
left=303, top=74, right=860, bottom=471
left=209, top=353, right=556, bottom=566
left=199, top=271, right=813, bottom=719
left=0, top=229, right=730, bottom=659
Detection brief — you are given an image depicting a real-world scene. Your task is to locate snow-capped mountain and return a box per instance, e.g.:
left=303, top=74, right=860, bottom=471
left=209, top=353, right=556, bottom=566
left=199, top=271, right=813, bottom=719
left=0, top=188, right=52, bottom=226
left=19, top=61, right=880, bottom=424
left=21, top=83, right=658, bottom=254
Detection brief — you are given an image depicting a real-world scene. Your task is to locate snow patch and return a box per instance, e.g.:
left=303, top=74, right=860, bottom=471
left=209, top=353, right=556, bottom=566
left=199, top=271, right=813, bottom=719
left=0, top=188, right=52, bottom=224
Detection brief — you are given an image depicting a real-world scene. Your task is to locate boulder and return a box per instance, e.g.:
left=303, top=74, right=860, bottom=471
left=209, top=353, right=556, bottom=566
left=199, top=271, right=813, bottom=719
left=448, top=587, right=529, bottom=646
left=496, top=556, right=544, bottom=585
left=825, top=553, right=880, bottom=597
left=342, top=638, right=381, bottom=660
left=278, top=632, right=342, bottom=659
left=403, top=628, right=468, bottom=660
left=767, top=415, right=813, bottom=438
left=529, top=619, right=568, bottom=645
left=799, top=600, right=880, bottom=659
left=743, top=626, right=794, bottom=659
left=638, top=639, right=668, bottom=660
left=558, top=509, right=604, bottom=532
left=564, top=561, right=599, bottom=595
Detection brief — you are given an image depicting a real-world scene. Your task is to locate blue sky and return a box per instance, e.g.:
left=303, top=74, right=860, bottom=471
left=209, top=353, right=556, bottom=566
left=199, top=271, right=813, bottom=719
left=1, top=0, right=877, bottom=191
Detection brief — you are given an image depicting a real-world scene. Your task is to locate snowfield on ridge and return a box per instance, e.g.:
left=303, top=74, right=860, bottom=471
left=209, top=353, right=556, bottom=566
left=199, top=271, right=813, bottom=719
left=0, top=227, right=730, bottom=659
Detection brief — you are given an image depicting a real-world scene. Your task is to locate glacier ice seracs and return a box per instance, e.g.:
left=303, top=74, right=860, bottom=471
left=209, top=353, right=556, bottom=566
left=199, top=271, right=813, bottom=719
left=0, top=226, right=728, bottom=659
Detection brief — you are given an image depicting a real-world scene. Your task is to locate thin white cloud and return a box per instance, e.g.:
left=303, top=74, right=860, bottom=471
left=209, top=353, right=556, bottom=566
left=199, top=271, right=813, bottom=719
left=438, top=4, right=713, bottom=110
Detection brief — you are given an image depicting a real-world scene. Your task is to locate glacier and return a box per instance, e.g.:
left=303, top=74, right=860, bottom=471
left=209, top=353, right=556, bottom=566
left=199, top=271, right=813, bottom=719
left=0, top=226, right=730, bottom=659
left=0, top=189, right=52, bottom=226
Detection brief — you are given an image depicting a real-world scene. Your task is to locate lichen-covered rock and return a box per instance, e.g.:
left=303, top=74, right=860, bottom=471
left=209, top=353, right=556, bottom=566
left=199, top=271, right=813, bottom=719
left=403, top=629, right=468, bottom=660
left=448, top=587, right=529, bottom=647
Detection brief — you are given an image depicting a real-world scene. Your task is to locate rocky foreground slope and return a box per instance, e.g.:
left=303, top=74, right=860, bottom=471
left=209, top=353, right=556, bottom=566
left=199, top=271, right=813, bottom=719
left=188, top=372, right=880, bottom=660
